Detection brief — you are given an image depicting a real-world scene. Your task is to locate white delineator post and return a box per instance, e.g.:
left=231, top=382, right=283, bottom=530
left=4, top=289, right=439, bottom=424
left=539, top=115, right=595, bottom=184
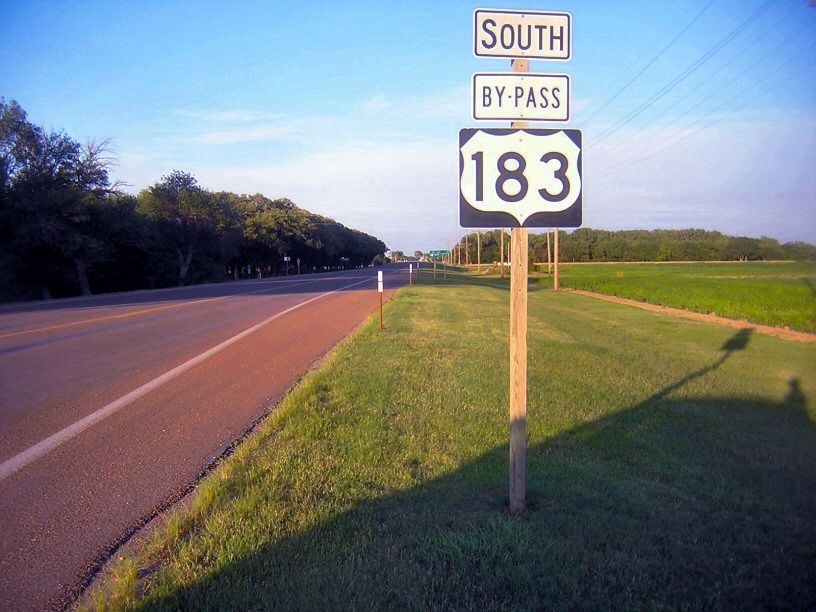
left=509, top=57, right=529, bottom=515
left=409, top=263, right=413, bottom=285
left=378, top=270, right=384, bottom=330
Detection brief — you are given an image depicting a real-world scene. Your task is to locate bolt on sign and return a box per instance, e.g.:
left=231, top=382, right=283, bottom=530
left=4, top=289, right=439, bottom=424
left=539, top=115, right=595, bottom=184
left=472, top=73, right=570, bottom=122
left=474, top=9, right=571, bottom=60
left=459, top=127, right=582, bottom=228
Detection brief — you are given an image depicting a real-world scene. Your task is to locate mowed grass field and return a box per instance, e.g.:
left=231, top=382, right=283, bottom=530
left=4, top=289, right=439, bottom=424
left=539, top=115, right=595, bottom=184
left=92, top=269, right=816, bottom=610
left=540, top=261, right=816, bottom=333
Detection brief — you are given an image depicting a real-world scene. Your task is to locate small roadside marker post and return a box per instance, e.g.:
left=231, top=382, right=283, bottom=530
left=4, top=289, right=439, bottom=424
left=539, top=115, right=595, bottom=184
left=409, top=263, right=413, bottom=285
left=378, top=270, right=384, bottom=330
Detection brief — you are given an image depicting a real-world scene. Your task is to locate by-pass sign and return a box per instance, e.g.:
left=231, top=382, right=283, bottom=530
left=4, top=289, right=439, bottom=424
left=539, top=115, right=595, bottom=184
left=473, top=73, right=570, bottom=122
left=474, top=9, right=571, bottom=60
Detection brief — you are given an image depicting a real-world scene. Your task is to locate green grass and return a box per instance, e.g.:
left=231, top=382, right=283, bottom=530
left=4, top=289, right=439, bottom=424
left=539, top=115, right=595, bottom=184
left=535, top=261, right=816, bottom=332
left=91, top=268, right=816, bottom=610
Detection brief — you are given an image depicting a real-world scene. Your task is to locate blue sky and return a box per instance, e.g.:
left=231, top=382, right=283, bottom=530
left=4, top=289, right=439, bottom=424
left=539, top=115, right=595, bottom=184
left=1, top=0, right=814, bottom=251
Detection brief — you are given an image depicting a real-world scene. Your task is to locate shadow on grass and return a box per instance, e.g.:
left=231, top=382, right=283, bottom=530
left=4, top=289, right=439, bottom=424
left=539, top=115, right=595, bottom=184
left=145, top=330, right=815, bottom=610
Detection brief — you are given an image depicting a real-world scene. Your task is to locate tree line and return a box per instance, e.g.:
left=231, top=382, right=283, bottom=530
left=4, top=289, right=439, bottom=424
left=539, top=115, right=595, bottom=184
left=0, top=99, right=386, bottom=302
left=450, top=228, right=815, bottom=265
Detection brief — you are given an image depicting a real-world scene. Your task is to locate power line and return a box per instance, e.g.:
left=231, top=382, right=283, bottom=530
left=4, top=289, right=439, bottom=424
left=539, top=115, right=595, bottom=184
left=583, top=0, right=716, bottom=127
left=591, top=46, right=810, bottom=181
left=591, top=2, right=795, bottom=175
left=592, top=0, right=779, bottom=147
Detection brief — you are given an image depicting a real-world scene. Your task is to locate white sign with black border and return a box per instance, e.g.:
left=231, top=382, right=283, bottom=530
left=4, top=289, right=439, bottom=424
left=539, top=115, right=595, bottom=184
left=473, top=73, right=570, bottom=122
left=459, top=127, right=582, bottom=228
left=474, top=9, right=571, bottom=60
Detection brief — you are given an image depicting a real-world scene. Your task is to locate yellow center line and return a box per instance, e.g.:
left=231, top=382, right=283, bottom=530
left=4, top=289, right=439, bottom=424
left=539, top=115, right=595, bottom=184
left=0, top=277, right=328, bottom=341
left=0, top=297, right=226, bottom=341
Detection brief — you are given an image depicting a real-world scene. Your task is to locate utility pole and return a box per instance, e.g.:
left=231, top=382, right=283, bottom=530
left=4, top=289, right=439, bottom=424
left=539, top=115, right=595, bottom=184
left=546, top=229, right=552, bottom=277
left=477, top=229, right=481, bottom=274
left=554, top=228, right=560, bottom=291
left=500, top=229, right=505, bottom=279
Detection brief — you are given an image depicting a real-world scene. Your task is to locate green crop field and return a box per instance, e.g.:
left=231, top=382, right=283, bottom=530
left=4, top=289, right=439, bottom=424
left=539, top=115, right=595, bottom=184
left=534, top=261, right=816, bottom=333
left=91, top=269, right=816, bottom=610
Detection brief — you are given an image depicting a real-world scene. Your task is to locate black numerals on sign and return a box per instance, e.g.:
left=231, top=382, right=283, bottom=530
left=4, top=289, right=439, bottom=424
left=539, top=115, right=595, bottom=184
left=496, top=152, right=528, bottom=202
left=538, top=152, right=569, bottom=202
left=471, top=150, right=570, bottom=204
left=471, top=152, right=484, bottom=201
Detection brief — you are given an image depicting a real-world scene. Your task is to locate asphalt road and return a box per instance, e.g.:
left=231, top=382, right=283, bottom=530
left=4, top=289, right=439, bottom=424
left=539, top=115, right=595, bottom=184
left=0, top=264, right=411, bottom=610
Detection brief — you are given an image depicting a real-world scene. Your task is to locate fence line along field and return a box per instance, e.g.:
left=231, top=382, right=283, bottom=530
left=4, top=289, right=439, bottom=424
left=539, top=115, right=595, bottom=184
left=530, top=261, right=816, bottom=333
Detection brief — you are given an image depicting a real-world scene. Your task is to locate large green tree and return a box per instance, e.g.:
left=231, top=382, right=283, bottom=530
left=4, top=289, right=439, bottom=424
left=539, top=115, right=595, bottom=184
left=1, top=99, right=117, bottom=297
left=137, top=171, right=225, bottom=284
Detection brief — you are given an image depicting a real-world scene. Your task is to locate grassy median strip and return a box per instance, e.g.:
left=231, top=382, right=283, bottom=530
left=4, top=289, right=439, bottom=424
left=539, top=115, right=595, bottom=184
left=542, top=261, right=816, bottom=332
left=92, top=268, right=816, bottom=610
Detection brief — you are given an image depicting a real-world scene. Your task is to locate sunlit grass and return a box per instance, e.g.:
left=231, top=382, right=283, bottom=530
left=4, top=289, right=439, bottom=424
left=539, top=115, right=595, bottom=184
left=540, top=261, right=816, bottom=332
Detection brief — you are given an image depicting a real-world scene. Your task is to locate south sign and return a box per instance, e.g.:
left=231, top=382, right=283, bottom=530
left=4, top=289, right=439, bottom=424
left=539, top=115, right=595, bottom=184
left=474, top=9, right=572, bottom=60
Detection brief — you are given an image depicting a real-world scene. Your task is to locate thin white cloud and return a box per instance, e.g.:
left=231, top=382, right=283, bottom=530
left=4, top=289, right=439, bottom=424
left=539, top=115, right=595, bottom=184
left=360, top=95, right=394, bottom=114
left=114, top=101, right=815, bottom=250
left=587, top=109, right=816, bottom=241
left=176, top=109, right=283, bottom=123
left=193, top=137, right=458, bottom=250
left=192, top=123, right=302, bottom=145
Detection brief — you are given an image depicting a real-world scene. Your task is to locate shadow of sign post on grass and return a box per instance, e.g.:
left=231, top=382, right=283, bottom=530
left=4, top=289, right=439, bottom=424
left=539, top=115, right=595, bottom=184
left=143, top=328, right=814, bottom=610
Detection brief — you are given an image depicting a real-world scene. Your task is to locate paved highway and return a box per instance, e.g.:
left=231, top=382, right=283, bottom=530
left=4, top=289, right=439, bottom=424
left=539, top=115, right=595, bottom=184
left=0, top=264, right=410, bottom=609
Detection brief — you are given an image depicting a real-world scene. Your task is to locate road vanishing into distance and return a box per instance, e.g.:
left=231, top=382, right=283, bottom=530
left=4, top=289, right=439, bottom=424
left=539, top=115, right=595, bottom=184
left=0, top=264, right=410, bottom=610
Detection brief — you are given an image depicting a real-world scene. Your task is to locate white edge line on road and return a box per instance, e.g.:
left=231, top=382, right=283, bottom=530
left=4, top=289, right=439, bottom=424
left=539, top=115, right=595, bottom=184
left=0, top=276, right=372, bottom=482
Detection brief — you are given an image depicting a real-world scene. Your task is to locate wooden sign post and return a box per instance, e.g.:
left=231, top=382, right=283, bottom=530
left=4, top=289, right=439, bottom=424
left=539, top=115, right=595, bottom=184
left=509, top=58, right=529, bottom=514
left=462, top=8, right=580, bottom=515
